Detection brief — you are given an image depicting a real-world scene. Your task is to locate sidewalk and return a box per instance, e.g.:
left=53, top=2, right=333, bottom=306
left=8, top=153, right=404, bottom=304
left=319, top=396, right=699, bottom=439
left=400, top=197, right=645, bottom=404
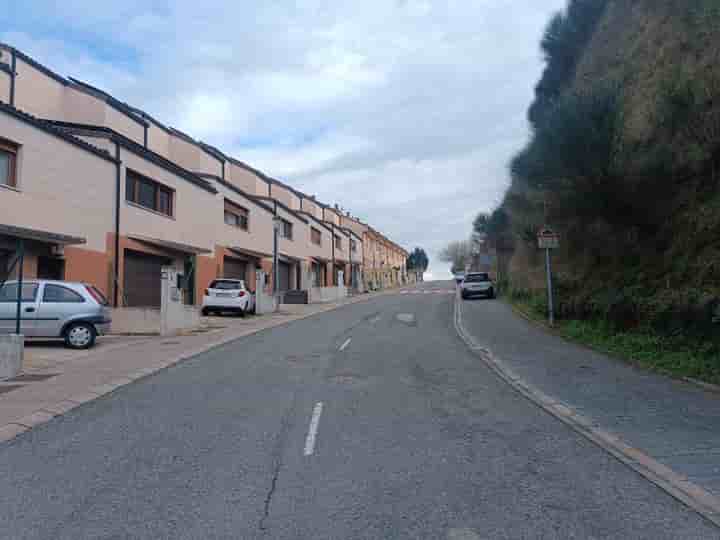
left=457, top=296, right=720, bottom=516
left=0, top=292, right=389, bottom=443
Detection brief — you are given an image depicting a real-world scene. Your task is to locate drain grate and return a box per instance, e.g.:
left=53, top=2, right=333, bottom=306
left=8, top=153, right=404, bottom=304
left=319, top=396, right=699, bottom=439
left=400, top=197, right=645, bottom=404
left=8, top=373, right=59, bottom=382
left=0, top=384, right=25, bottom=394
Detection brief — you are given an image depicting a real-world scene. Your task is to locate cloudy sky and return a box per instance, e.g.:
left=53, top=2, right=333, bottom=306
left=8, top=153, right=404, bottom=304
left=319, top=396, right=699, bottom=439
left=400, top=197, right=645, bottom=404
left=2, top=0, right=565, bottom=280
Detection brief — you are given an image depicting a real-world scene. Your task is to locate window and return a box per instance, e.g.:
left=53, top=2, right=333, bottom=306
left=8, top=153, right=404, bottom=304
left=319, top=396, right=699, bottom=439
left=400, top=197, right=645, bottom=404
left=209, top=279, right=244, bottom=290
left=334, top=235, right=342, bottom=250
left=42, top=284, right=85, bottom=303
left=87, top=286, right=109, bottom=306
left=281, top=219, right=293, bottom=240
left=224, top=200, right=249, bottom=230
left=350, top=239, right=357, bottom=252
left=464, top=273, right=490, bottom=283
left=311, top=228, right=322, bottom=246
left=0, top=283, right=38, bottom=302
left=0, top=140, right=18, bottom=188
left=126, top=170, right=174, bottom=216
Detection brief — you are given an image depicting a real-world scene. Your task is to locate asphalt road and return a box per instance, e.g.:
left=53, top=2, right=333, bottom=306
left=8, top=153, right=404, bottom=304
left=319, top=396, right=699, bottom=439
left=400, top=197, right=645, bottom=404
left=1, top=281, right=718, bottom=539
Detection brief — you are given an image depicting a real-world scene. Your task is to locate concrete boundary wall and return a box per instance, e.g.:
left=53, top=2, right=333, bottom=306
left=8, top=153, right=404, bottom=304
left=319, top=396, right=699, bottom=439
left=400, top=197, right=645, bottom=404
left=0, top=334, right=23, bottom=380
left=308, top=286, right=347, bottom=304
left=110, top=308, right=161, bottom=335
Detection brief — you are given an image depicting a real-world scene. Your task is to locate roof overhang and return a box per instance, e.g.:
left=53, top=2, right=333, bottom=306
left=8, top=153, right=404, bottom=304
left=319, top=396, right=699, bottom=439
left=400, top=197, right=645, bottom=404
left=310, top=256, right=331, bottom=264
left=279, top=253, right=303, bottom=264
left=128, top=235, right=211, bottom=255
left=228, top=246, right=273, bottom=260
left=0, top=224, right=86, bottom=246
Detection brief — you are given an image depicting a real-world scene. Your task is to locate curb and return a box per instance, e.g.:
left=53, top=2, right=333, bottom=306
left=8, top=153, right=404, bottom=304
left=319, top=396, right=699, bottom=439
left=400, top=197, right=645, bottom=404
left=683, top=377, right=720, bottom=395
left=0, top=290, right=395, bottom=445
left=454, top=293, right=720, bottom=529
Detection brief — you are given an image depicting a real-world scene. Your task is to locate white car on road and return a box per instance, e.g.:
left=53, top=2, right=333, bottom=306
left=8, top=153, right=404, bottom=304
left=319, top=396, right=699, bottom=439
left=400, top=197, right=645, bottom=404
left=460, top=272, right=495, bottom=299
left=202, top=279, right=256, bottom=317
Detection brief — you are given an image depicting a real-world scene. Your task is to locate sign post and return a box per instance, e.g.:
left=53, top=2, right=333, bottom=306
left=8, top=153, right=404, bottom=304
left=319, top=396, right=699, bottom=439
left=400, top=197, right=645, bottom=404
left=537, top=227, right=559, bottom=326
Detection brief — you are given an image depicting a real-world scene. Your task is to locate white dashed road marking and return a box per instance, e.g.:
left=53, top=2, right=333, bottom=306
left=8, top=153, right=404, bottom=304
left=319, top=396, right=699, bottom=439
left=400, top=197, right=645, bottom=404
left=303, top=402, right=324, bottom=456
left=448, top=529, right=482, bottom=540
left=339, top=338, right=351, bottom=351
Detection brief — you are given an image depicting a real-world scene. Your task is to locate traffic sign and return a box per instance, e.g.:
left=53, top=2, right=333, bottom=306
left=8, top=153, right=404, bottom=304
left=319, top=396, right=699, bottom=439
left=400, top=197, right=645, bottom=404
left=538, top=228, right=559, bottom=250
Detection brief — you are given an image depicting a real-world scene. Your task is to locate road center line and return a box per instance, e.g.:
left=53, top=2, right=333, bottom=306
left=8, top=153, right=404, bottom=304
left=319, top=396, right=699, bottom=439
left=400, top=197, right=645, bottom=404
left=303, top=402, right=324, bottom=456
left=339, top=338, right=352, bottom=351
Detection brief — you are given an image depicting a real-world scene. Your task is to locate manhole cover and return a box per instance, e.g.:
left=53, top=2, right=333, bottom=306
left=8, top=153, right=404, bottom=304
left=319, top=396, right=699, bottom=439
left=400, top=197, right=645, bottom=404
left=0, top=385, right=25, bottom=395
left=8, top=373, right=59, bottom=382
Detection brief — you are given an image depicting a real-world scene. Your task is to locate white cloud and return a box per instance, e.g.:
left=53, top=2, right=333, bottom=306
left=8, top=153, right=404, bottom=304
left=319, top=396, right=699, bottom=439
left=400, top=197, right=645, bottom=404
left=2, top=0, right=566, bottom=278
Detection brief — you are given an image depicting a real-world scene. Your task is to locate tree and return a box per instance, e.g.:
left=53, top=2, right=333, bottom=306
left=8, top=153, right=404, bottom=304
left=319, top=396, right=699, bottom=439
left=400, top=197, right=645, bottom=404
left=439, top=240, right=473, bottom=274
left=473, top=207, right=512, bottom=251
left=406, top=247, right=429, bottom=272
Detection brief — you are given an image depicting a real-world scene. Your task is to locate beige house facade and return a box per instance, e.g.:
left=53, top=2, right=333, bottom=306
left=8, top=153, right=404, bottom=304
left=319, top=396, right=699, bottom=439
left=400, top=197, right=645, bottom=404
left=340, top=215, right=408, bottom=289
left=0, top=43, right=408, bottom=307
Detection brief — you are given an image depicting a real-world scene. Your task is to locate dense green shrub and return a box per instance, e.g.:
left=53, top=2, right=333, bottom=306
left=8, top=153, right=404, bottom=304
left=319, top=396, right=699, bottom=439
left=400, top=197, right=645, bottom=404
left=492, top=0, right=720, bottom=356
left=529, top=0, right=609, bottom=127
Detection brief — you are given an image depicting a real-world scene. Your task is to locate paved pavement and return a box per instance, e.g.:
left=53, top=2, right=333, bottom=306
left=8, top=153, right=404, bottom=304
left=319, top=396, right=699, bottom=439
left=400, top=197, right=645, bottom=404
left=459, top=296, right=720, bottom=500
left=0, top=296, right=385, bottom=437
left=1, top=281, right=718, bottom=538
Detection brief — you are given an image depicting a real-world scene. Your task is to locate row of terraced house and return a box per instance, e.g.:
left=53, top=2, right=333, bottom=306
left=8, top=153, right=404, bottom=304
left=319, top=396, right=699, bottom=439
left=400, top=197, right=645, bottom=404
left=0, top=44, right=412, bottom=311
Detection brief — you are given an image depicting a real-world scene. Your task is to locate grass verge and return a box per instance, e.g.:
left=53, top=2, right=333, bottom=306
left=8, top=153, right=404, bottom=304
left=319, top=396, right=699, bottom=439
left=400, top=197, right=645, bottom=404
left=509, top=298, right=720, bottom=386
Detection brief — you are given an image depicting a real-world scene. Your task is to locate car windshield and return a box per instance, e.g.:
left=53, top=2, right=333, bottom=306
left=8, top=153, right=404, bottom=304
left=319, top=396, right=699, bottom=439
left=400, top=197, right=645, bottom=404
left=464, top=274, right=490, bottom=283
left=210, top=280, right=244, bottom=290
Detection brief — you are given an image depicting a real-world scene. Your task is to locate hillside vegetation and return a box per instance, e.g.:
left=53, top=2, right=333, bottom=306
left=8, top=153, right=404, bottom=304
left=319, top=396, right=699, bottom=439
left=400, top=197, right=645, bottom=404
left=485, top=0, right=720, bottom=378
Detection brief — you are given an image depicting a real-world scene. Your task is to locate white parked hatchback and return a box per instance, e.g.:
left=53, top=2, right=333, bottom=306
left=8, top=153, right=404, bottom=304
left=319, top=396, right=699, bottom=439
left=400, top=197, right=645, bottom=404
left=202, top=279, right=256, bottom=317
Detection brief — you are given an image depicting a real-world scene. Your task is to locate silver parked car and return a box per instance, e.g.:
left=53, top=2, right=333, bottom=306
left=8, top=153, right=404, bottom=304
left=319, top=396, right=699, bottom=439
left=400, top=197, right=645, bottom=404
left=0, top=280, right=112, bottom=349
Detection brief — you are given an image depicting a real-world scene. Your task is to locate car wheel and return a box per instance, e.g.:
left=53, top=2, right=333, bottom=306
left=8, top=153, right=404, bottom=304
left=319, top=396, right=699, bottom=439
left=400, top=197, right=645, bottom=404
left=64, top=322, right=96, bottom=349
left=487, top=288, right=495, bottom=299
left=238, top=309, right=246, bottom=318
left=461, top=292, right=468, bottom=299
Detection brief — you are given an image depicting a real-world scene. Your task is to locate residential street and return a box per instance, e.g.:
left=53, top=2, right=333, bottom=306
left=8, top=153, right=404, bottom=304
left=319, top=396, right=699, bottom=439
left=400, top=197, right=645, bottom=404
left=2, top=282, right=718, bottom=539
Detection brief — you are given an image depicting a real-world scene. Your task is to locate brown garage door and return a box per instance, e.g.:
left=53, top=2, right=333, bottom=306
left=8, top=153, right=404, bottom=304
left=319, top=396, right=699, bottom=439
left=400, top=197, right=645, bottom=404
left=0, top=250, right=10, bottom=280
left=123, top=250, right=169, bottom=307
left=278, top=261, right=291, bottom=292
left=223, top=257, right=247, bottom=281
